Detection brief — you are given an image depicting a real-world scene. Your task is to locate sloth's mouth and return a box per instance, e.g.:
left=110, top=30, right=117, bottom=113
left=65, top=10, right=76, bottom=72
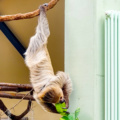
left=59, top=99, right=65, bottom=103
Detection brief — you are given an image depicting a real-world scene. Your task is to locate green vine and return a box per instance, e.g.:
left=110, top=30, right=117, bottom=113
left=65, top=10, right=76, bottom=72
left=55, top=103, right=80, bottom=120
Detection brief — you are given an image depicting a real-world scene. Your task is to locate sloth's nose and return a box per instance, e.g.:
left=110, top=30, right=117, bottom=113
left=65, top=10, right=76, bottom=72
left=59, top=98, right=65, bottom=103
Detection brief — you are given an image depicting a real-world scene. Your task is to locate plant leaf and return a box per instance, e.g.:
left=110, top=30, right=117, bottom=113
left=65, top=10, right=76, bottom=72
left=60, top=116, right=69, bottom=120
left=75, top=118, right=79, bottom=120
left=75, top=108, right=80, bottom=119
left=55, top=102, right=67, bottom=113
left=56, top=103, right=80, bottom=120
left=67, top=113, right=75, bottom=120
left=60, top=112, right=68, bottom=116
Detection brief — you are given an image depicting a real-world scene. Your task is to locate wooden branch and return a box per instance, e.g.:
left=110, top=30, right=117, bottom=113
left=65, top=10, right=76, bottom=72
left=0, top=99, right=32, bottom=120
left=0, top=84, right=34, bottom=119
left=0, top=83, right=32, bottom=89
left=0, top=0, right=60, bottom=22
left=17, top=91, right=33, bottom=119
left=0, top=86, right=32, bottom=92
left=16, top=100, right=32, bottom=120
left=0, top=99, right=17, bottom=119
left=0, top=92, right=35, bottom=101
left=0, top=83, right=32, bottom=92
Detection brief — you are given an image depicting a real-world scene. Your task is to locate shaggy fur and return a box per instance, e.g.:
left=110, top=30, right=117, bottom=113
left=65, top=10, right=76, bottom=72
left=24, top=6, right=72, bottom=113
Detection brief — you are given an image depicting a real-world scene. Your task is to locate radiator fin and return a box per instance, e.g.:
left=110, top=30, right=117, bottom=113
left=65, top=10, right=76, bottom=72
left=105, top=11, right=120, bottom=120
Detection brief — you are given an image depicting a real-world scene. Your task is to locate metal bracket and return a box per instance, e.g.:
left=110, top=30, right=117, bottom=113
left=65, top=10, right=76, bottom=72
left=0, top=22, right=26, bottom=58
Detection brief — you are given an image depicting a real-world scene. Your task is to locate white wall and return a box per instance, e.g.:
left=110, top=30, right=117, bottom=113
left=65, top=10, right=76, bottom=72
left=65, top=0, right=95, bottom=119
left=65, top=0, right=120, bottom=120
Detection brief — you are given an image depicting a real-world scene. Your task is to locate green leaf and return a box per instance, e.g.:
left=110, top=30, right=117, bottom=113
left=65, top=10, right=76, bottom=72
left=75, top=118, right=79, bottom=120
left=60, top=116, right=69, bottom=120
left=60, top=118, right=66, bottom=120
left=56, top=103, right=80, bottom=120
left=55, top=102, right=67, bottom=113
left=67, top=113, right=75, bottom=120
left=75, top=108, right=80, bottom=119
left=60, top=112, right=68, bottom=116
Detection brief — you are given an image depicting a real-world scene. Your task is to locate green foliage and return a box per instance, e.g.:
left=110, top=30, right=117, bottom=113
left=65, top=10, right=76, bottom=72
left=55, top=102, right=67, bottom=113
left=55, top=103, right=80, bottom=120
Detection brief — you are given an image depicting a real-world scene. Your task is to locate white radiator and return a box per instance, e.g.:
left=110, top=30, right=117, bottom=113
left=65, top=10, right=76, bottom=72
left=105, top=11, right=120, bottom=120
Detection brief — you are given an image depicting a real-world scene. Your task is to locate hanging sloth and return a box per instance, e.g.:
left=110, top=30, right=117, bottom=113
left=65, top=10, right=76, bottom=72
left=24, top=5, right=72, bottom=113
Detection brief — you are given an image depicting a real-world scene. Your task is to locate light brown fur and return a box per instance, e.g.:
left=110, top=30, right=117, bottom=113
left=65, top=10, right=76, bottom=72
left=24, top=6, right=72, bottom=113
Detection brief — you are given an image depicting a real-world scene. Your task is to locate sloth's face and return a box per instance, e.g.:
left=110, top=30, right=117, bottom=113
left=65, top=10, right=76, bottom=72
left=38, top=85, right=65, bottom=103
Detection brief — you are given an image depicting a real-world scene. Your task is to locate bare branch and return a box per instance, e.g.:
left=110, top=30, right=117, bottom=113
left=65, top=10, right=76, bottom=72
left=0, top=99, right=32, bottom=120
left=0, top=83, right=32, bottom=90
left=0, top=86, right=32, bottom=92
left=0, top=0, right=60, bottom=22
left=0, top=92, right=35, bottom=101
left=0, top=99, right=16, bottom=119
left=0, top=85, right=34, bottom=119
left=17, top=100, right=32, bottom=119
left=17, top=91, right=33, bottom=119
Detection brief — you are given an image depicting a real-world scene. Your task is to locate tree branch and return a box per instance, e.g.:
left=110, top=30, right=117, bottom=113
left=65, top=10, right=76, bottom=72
left=0, top=92, right=35, bottom=101
left=0, top=99, right=32, bottom=120
left=0, top=84, right=34, bottom=119
left=17, top=91, right=33, bottom=119
left=0, top=83, right=32, bottom=90
left=0, top=99, right=16, bottom=119
left=16, top=100, right=32, bottom=120
left=0, top=86, right=32, bottom=92
left=0, top=0, right=60, bottom=22
left=0, top=83, right=32, bottom=93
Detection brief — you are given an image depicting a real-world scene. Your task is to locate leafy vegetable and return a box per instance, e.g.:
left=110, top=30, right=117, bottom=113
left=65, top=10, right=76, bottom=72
left=75, top=108, right=80, bottom=119
left=55, top=103, right=80, bottom=120
left=60, top=116, right=69, bottom=120
left=55, top=102, right=67, bottom=113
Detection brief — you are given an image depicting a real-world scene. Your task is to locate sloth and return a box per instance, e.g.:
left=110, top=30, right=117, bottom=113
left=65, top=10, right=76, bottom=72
left=24, top=5, right=72, bottom=113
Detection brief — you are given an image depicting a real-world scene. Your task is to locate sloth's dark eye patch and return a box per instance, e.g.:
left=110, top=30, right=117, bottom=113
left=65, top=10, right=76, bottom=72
left=42, top=90, right=54, bottom=102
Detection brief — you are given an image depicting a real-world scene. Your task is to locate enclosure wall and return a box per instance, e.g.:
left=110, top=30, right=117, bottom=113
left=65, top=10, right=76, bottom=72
left=65, top=0, right=120, bottom=120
